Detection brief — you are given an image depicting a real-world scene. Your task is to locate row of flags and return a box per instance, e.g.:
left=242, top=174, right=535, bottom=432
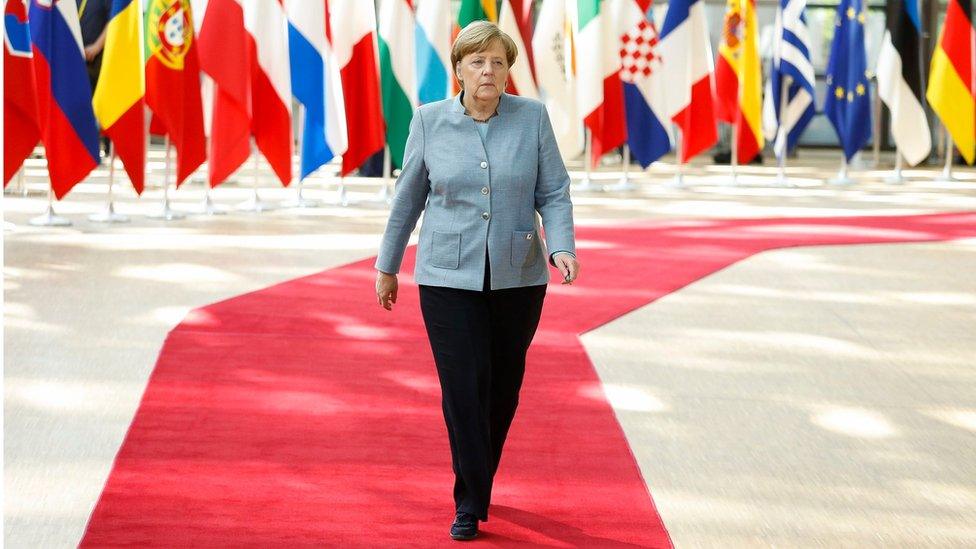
left=4, top=0, right=976, bottom=202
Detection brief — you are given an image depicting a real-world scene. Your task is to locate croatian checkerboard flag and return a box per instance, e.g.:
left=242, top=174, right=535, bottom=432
left=621, top=0, right=672, bottom=167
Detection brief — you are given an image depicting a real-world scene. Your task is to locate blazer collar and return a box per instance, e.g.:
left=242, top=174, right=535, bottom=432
left=452, top=91, right=514, bottom=116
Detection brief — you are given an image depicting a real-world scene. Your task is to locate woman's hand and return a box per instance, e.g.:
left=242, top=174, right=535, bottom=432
left=376, top=271, right=399, bottom=311
left=553, top=253, right=580, bottom=285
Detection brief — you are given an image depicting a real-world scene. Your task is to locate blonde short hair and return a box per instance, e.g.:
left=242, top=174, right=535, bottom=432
left=451, top=21, right=518, bottom=76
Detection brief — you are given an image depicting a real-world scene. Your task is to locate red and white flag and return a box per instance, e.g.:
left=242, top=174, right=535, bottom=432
left=330, top=0, right=385, bottom=176
left=4, top=0, right=40, bottom=185
left=499, top=0, right=537, bottom=98
left=244, top=0, right=292, bottom=185
left=198, top=0, right=251, bottom=187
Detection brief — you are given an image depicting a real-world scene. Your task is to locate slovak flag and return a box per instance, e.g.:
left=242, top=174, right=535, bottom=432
left=4, top=0, right=40, bottom=185
left=620, top=0, right=672, bottom=168
left=288, top=0, right=348, bottom=180
left=29, top=0, right=100, bottom=199
left=658, top=0, right=718, bottom=161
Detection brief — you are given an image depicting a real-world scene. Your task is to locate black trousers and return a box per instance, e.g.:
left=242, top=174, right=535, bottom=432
left=418, top=258, right=546, bottom=521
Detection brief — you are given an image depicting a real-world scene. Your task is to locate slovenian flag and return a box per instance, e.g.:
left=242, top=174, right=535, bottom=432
left=877, top=0, right=931, bottom=166
left=621, top=0, right=672, bottom=168
left=29, top=0, right=100, bottom=199
left=415, top=0, right=451, bottom=105
left=288, top=0, right=348, bottom=180
left=92, top=0, right=146, bottom=194
left=379, top=0, right=417, bottom=170
left=824, top=0, right=872, bottom=161
left=4, top=0, right=40, bottom=185
left=658, top=0, right=718, bottom=162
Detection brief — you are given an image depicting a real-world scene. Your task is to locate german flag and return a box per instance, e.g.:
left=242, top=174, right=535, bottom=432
left=926, top=0, right=975, bottom=165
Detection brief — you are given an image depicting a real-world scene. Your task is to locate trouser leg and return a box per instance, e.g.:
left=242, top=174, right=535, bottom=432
left=486, top=284, right=546, bottom=477
left=419, top=285, right=493, bottom=521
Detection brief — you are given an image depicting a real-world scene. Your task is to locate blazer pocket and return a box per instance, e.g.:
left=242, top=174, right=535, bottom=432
left=511, top=230, right=540, bottom=268
left=430, top=231, right=461, bottom=269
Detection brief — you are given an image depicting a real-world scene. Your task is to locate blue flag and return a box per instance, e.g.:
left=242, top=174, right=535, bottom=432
left=824, top=0, right=872, bottom=161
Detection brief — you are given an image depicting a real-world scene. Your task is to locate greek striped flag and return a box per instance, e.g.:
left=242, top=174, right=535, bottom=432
left=762, top=0, right=816, bottom=158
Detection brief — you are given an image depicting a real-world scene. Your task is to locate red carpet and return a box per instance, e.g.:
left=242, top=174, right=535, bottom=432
left=81, top=212, right=976, bottom=547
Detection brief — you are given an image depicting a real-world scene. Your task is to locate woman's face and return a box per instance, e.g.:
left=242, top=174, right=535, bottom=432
left=456, top=40, right=509, bottom=103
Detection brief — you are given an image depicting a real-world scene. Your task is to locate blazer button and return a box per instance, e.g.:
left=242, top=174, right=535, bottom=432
left=480, top=161, right=488, bottom=169
left=482, top=212, right=490, bottom=220
left=481, top=187, right=489, bottom=195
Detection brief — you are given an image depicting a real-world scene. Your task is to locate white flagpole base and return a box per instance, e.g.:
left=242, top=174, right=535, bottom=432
left=282, top=183, right=319, bottom=208
left=665, top=172, right=685, bottom=188
left=196, top=188, right=228, bottom=215
left=337, top=181, right=350, bottom=207
left=828, top=161, right=855, bottom=185
left=29, top=204, right=72, bottom=226
left=606, top=175, right=636, bottom=192
left=884, top=171, right=906, bottom=185
left=936, top=166, right=955, bottom=182
left=88, top=202, right=129, bottom=223
left=237, top=189, right=275, bottom=212
left=148, top=202, right=186, bottom=220
left=574, top=176, right=604, bottom=192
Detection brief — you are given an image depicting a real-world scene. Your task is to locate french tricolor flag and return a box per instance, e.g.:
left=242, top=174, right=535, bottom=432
left=288, top=0, right=348, bottom=180
left=657, top=0, right=717, bottom=162
left=28, top=0, right=100, bottom=199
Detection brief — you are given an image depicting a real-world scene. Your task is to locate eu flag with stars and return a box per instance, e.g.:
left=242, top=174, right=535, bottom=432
left=824, top=0, right=872, bottom=161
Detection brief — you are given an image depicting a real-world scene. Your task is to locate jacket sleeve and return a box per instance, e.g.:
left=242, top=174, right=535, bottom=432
left=375, top=109, right=429, bottom=275
left=534, top=103, right=576, bottom=266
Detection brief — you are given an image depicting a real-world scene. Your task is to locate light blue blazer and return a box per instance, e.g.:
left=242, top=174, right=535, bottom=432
left=375, top=92, right=576, bottom=291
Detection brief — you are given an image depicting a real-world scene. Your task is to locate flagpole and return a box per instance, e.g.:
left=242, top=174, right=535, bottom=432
left=238, top=141, right=275, bottom=212
left=829, top=154, right=854, bottom=185
left=576, top=129, right=601, bottom=191
left=283, top=104, right=318, bottom=208
left=29, top=182, right=72, bottom=226
left=729, top=121, right=739, bottom=186
left=938, top=127, right=954, bottom=182
left=668, top=130, right=685, bottom=188
left=89, top=142, right=129, bottom=223
left=375, top=145, right=393, bottom=204
left=775, top=77, right=790, bottom=186
left=198, top=137, right=226, bottom=215
left=337, top=174, right=348, bottom=206
left=607, top=145, right=635, bottom=191
left=149, top=136, right=185, bottom=220
left=885, top=149, right=905, bottom=184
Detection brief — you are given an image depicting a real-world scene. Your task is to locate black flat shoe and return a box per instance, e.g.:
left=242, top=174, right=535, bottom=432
left=450, top=511, right=479, bottom=541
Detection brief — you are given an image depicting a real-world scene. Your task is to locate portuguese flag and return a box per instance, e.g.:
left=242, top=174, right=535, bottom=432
left=144, top=0, right=206, bottom=186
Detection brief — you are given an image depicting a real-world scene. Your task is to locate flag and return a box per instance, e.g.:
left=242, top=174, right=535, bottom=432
left=287, top=0, right=348, bottom=180
left=415, top=0, right=451, bottom=104
left=761, top=0, right=816, bottom=158
left=379, top=0, right=417, bottom=170
left=824, top=0, right=872, bottom=161
left=145, top=0, right=206, bottom=187
left=28, top=0, right=100, bottom=199
left=330, top=0, right=385, bottom=176
left=620, top=0, right=672, bottom=168
left=714, top=0, right=763, bottom=163
left=499, top=0, right=537, bottom=98
left=198, top=0, right=250, bottom=187
left=458, top=0, right=496, bottom=27
left=92, top=0, right=146, bottom=193
left=244, top=0, right=291, bottom=186
left=4, top=0, right=40, bottom=185
left=532, top=0, right=581, bottom=159
left=926, top=0, right=975, bottom=165
left=658, top=0, right=718, bottom=162
left=576, top=0, right=632, bottom=168
left=877, top=0, right=931, bottom=166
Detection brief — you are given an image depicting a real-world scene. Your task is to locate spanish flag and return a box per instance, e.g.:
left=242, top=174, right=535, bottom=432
left=926, top=0, right=975, bottom=165
left=92, top=0, right=146, bottom=194
left=714, top=0, right=763, bottom=164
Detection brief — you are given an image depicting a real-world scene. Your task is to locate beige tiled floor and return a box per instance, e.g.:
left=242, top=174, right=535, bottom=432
left=4, top=150, right=976, bottom=547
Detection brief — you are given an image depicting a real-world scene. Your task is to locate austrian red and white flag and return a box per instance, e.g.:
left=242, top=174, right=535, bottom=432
left=198, top=0, right=251, bottom=187
left=330, top=0, right=385, bottom=176
left=244, top=0, right=292, bottom=186
left=498, top=0, right=537, bottom=98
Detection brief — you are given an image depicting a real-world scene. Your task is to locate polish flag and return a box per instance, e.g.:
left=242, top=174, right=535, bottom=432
left=197, top=0, right=251, bottom=187
left=244, top=0, right=291, bottom=186
left=330, top=0, right=385, bottom=176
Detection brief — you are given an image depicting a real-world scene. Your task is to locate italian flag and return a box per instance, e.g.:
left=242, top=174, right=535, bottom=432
left=576, top=0, right=628, bottom=168
left=379, top=0, right=417, bottom=170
